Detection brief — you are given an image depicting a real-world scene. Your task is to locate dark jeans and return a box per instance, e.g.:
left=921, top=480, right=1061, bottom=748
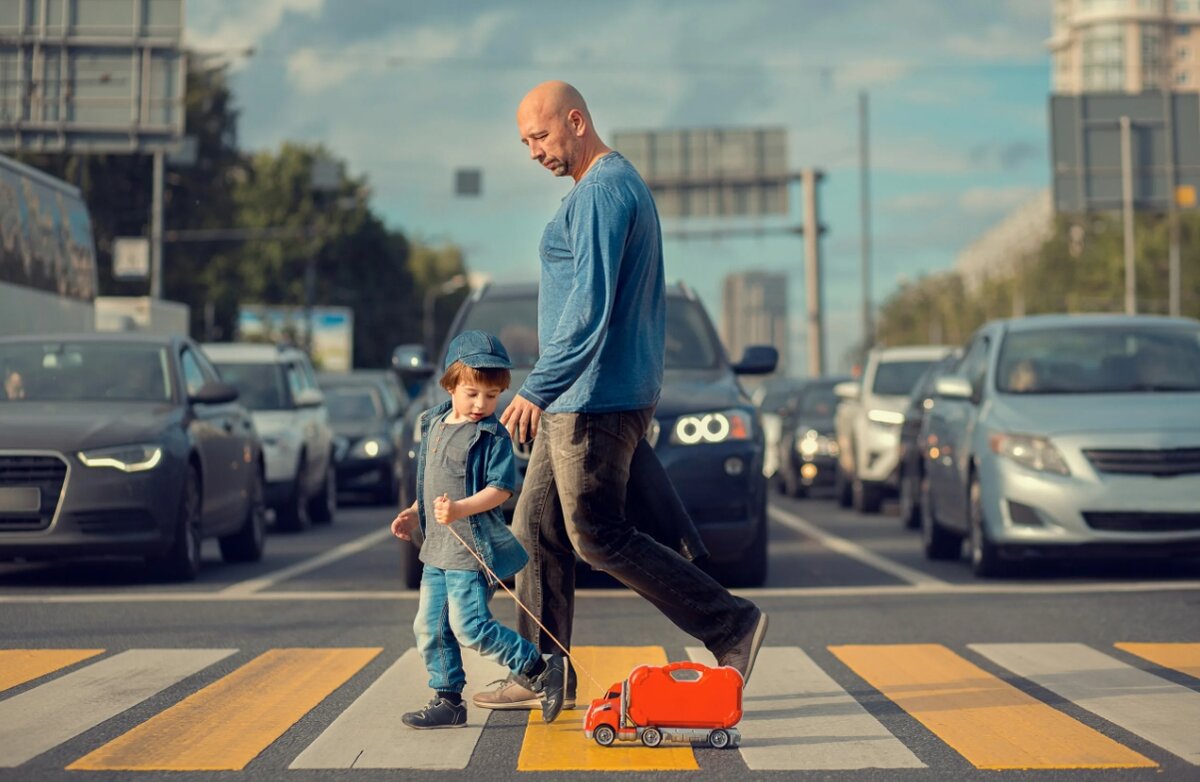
left=512, top=407, right=759, bottom=663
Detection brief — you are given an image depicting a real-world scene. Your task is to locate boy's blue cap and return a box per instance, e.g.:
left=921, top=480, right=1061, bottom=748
left=444, top=330, right=513, bottom=371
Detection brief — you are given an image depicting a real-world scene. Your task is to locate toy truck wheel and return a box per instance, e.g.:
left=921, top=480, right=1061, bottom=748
left=641, top=727, right=663, bottom=748
left=593, top=726, right=615, bottom=747
left=708, top=729, right=730, bottom=749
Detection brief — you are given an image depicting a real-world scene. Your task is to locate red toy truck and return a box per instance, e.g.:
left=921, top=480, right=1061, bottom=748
left=583, top=661, right=743, bottom=748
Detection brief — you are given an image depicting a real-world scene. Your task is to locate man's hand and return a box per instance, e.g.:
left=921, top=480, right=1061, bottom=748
left=433, top=493, right=458, bottom=525
left=501, top=393, right=543, bottom=443
left=390, top=505, right=419, bottom=540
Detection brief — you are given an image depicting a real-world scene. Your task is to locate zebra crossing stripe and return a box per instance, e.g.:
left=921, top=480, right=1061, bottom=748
left=290, top=648, right=508, bottom=769
left=0, top=649, right=235, bottom=768
left=516, top=646, right=699, bottom=771
left=687, top=646, right=925, bottom=770
left=831, top=644, right=1155, bottom=770
left=972, top=643, right=1200, bottom=765
left=68, top=648, right=381, bottom=771
left=0, top=649, right=105, bottom=694
left=1115, top=642, right=1200, bottom=681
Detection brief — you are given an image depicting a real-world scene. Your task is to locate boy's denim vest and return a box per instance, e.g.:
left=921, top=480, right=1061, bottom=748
left=415, top=399, right=528, bottom=584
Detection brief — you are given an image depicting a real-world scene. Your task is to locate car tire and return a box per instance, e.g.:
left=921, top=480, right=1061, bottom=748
left=593, top=725, right=616, bottom=747
left=708, top=729, right=731, bottom=749
left=150, top=465, right=202, bottom=581
left=834, top=463, right=853, bottom=508
left=220, top=464, right=266, bottom=563
left=641, top=727, right=663, bottom=748
left=852, top=478, right=883, bottom=514
left=898, top=468, right=921, bottom=530
left=968, top=474, right=1005, bottom=578
left=921, top=475, right=962, bottom=560
left=309, top=463, right=336, bottom=524
left=275, top=458, right=310, bottom=532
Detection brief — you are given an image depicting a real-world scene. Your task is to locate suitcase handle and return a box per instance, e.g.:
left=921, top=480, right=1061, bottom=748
left=662, top=661, right=710, bottom=679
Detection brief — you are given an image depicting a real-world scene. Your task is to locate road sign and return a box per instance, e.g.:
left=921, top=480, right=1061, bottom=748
left=112, top=238, right=150, bottom=280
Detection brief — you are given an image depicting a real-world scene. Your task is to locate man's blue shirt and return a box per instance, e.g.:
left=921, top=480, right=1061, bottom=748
left=520, top=152, right=665, bottom=413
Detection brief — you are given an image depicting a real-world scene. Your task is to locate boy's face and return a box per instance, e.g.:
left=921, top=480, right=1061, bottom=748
left=449, top=380, right=503, bottom=422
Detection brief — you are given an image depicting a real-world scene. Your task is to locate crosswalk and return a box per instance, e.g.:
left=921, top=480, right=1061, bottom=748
left=0, top=642, right=1197, bottom=773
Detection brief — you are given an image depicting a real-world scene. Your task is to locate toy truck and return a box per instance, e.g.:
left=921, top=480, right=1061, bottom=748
left=583, top=661, right=743, bottom=748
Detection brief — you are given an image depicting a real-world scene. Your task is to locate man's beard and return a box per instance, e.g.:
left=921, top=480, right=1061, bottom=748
left=550, top=157, right=570, bottom=177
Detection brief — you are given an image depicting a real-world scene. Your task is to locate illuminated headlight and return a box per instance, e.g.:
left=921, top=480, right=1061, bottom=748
left=352, top=437, right=390, bottom=459
left=670, top=410, right=753, bottom=445
left=797, top=429, right=838, bottom=457
left=989, top=433, right=1071, bottom=476
left=78, top=444, right=163, bottom=473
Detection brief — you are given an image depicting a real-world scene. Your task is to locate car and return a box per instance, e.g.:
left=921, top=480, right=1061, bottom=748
left=919, top=314, right=1200, bottom=577
left=896, top=352, right=961, bottom=529
left=776, top=376, right=851, bottom=498
left=317, top=371, right=409, bottom=505
left=391, top=280, right=778, bottom=588
left=833, top=344, right=954, bottom=513
left=751, top=377, right=810, bottom=481
left=0, top=333, right=266, bottom=580
left=202, top=343, right=336, bottom=531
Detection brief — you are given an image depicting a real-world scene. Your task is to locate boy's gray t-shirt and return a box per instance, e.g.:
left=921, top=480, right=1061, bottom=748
left=420, top=412, right=481, bottom=570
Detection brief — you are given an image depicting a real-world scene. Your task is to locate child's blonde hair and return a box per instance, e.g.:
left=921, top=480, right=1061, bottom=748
left=439, top=361, right=511, bottom=393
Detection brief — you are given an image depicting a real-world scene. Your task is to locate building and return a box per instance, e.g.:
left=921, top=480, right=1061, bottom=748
left=721, top=271, right=788, bottom=373
left=1050, top=0, right=1200, bottom=93
left=954, top=190, right=1055, bottom=299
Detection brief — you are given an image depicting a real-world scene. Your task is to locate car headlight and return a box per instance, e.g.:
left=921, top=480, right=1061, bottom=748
left=78, top=444, right=163, bottom=473
left=797, top=429, right=838, bottom=457
left=989, top=433, right=1071, bottom=476
left=351, top=437, right=391, bottom=459
left=670, top=409, right=753, bottom=445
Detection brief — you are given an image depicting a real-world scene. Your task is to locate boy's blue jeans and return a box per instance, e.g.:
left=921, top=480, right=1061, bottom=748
left=414, top=565, right=540, bottom=694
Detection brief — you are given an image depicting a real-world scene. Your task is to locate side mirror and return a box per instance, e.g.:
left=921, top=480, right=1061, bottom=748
left=294, top=387, right=325, bottom=408
left=731, top=345, right=778, bottom=376
left=934, top=375, right=974, bottom=400
left=190, top=381, right=239, bottom=405
left=834, top=381, right=860, bottom=401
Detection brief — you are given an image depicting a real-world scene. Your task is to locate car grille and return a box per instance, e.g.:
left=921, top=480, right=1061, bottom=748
left=0, top=454, right=68, bottom=532
left=1083, top=448, right=1200, bottom=476
left=73, top=510, right=158, bottom=535
left=1082, top=511, right=1200, bottom=532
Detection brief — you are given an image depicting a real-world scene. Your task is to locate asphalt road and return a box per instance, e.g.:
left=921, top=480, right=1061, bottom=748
left=2, top=487, right=1198, bottom=781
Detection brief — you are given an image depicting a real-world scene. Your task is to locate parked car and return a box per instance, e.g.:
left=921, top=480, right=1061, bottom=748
left=391, top=281, right=777, bottom=588
left=833, top=345, right=954, bottom=513
left=776, top=376, right=851, bottom=498
left=919, top=314, right=1200, bottom=577
left=896, top=352, right=961, bottom=528
left=317, top=371, right=408, bottom=505
left=0, top=333, right=265, bottom=580
left=202, top=343, right=336, bottom=531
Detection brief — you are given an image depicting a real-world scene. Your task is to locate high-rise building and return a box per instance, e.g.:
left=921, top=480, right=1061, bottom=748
left=1050, top=0, right=1200, bottom=93
left=721, top=271, right=788, bottom=373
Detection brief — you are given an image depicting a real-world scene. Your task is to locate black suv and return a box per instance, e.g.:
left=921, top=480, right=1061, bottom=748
left=391, top=281, right=777, bottom=588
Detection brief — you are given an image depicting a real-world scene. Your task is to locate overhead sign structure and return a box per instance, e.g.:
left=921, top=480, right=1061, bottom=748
left=0, top=0, right=186, bottom=153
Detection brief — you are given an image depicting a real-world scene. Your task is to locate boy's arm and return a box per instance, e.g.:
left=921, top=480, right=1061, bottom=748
left=434, top=487, right=512, bottom=524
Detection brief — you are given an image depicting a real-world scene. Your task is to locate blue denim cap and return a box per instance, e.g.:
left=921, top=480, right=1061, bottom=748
left=444, top=330, right=513, bottom=371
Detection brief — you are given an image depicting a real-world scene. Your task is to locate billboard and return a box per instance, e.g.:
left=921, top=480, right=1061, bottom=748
left=237, top=306, right=354, bottom=373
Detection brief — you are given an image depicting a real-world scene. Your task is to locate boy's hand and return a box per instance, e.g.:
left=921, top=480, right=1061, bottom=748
left=433, top=492, right=457, bottom=525
left=390, top=506, right=418, bottom=540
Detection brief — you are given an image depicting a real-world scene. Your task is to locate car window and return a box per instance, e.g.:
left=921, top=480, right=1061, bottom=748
left=799, top=384, right=840, bottom=417
left=0, top=342, right=170, bottom=402
left=214, top=362, right=291, bottom=410
left=871, top=360, right=938, bottom=396
left=326, top=387, right=383, bottom=422
left=180, top=350, right=208, bottom=398
left=286, top=362, right=306, bottom=398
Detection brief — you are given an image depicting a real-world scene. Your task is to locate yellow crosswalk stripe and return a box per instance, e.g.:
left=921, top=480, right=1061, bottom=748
left=1116, top=643, right=1200, bottom=681
left=67, top=648, right=380, bottom=771
left=830, top=644, right=1156, bottom=770
left=0, top=649, right=104, bottom=694
left=516, top=646, right=699, bottom=771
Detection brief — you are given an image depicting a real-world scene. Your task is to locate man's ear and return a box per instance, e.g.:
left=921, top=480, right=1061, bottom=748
left=568, top=108, right=587, bottom=137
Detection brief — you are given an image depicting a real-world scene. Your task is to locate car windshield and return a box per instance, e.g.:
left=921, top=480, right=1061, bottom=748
left=326, top=387, right=383, bottom=421
left=997, top=324, right=1200, bottom=394
left=213, top=362, right=290, bottom=409
left=799, top=384, right=840, bottom=418
left=0, top=342, right=170, bottom=402
left=456, top=294, right=721, bottom=370
left=872, top=360, right=937, bottom=396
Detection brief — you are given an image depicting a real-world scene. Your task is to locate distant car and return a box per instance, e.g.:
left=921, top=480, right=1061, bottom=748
left=776, top=376, right=851, bottom=498
left=752, top=377, right=810, bottom=481
left=0, top=333, right=265, bottom=580
left=317, top=371, right=409, bottom=505
left=920, top=314, right=1200, bottom=576
left=203, top=343, right=336, bottom=531
left=896, top=353, right=960, bottom=529
left=391, top=281, right=777, bottom=588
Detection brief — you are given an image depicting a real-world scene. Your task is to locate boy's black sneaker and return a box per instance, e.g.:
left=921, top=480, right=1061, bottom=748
left=515, top=653, right=566, bottom=723
left=401, top=697, right=468, bottom=729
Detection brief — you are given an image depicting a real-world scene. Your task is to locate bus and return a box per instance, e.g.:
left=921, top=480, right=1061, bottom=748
left=0, top=153, right=98, bottom=335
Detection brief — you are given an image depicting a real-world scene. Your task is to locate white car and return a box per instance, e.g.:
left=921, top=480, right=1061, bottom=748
left=203, top=343, right=336, bottom=530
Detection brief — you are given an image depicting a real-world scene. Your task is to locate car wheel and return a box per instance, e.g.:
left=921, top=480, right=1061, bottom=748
left=708, top=729, right=731, bottom=749
left=641, top=727, right=663, bottom=748
left=852, top=478, right=883, bottom=514
left=921, top=475, right=962, bottom=560
left=593, top=725, right=616, bottom=747
left=150, top=465, right=202, bottom=581
left=834, top=464, right=853, bottom=508
left=220, top=464, right=266, bottom=563
left=898, top=468, right=920, bottom=529
left=275, top=458, right=310, bottom=532
left=309, top=462, right=336, bottom=524
left=969, top=474, right=1005, bottom=578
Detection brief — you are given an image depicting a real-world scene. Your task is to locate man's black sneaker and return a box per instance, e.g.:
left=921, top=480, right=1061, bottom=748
left=401, top=697, right=468, bottom=729
left=718, top=609, right=769, bottom=684
left=515, top=653, right=566, bottom=723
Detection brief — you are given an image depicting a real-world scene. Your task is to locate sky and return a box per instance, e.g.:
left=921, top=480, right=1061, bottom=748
left=186, top=0, right=1053, bottom=374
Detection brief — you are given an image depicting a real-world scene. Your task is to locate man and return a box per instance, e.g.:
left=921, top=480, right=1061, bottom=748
left=474, top=81, right=767, bottom=713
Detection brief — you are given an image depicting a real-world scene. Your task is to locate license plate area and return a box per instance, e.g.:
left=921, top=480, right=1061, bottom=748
left=0, top=486, right=41, bottom=513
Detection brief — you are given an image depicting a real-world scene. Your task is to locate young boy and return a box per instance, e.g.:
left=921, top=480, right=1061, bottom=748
left=390, top=330, right=566, bottom=729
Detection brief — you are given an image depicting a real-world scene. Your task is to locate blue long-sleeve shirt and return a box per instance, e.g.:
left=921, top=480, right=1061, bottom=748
left=519, top=152, right=665, bottom=413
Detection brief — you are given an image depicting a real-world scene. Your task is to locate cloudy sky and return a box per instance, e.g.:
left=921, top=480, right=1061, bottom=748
left=187, top=0, right=1052, bottom=372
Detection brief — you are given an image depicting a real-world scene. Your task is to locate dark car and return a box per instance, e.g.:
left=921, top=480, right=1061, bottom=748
left=318, top=371, right=409, bottom=505
left=776, top=376, right=851, bottom=498
left=391, top=281, right=777, bottom=588
left=896, top=352, right=960, bottom=529
left=0, top=333, right=265, bottom=580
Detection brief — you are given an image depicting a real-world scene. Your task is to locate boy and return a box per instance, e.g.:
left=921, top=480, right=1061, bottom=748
left=390, top=330, right=566, bottom=729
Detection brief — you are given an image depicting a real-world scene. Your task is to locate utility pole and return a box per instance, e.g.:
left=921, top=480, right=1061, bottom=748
left=859, top=91, right=873, bottom=352
left=803, top=168, right=825, bottom=376
left=150, top=150, right=164, bottom=298
left=1120, top=115, right=1136, bottom=315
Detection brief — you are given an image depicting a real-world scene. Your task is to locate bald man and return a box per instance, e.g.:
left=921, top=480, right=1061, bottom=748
left=477, top=82, right=767, bottom=713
